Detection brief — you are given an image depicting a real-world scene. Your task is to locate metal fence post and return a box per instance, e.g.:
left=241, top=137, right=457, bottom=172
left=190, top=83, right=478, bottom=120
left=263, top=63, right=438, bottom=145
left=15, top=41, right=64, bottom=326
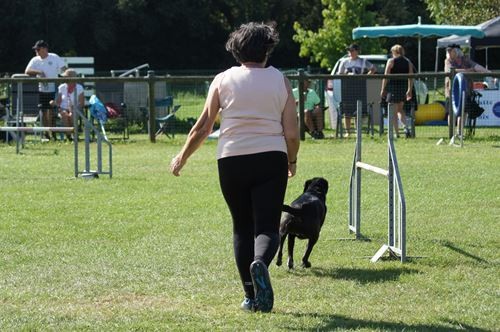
left=298, top=69, right=306, bottom=140
left=147, top=70, right=156, bottom=143
left=15, top=82, right=23, bottom=154
left=448, top=69, right=455, bottom=139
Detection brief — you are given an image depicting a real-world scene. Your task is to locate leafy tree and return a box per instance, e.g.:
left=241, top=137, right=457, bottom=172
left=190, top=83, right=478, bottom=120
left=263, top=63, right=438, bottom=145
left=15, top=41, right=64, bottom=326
left=424, top=0, right=500, bottom=25
left=0, top=0, right=325, bottom=74
left=293, top=0, right=382, bottom=70
left=293, top=0, right=441, bottom=71
left=369, top=0, right=435, bottom=71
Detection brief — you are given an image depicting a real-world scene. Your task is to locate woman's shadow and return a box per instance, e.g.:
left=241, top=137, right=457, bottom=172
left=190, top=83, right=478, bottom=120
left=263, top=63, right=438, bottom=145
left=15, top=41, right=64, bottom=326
left=279, top=313, right=489, bottom=332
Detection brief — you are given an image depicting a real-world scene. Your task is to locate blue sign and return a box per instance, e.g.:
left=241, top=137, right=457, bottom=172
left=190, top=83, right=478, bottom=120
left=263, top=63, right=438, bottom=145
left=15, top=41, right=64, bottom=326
left=493, top=102, right=500, bottom=118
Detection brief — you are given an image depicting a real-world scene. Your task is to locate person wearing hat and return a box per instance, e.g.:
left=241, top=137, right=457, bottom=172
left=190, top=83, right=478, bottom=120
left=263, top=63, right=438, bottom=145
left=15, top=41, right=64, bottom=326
left=444, top=44, right=489, bottom=136
left=335, top=43, right=376, bottom=137
left=51, top=69, right=84, bottom=141
left=25, top=40, right=67, bottom=140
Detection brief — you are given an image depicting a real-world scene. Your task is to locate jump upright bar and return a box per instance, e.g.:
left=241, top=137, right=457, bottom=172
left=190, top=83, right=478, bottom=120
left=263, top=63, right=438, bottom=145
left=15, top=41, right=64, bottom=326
left=0, top=127, right=74, bottom=133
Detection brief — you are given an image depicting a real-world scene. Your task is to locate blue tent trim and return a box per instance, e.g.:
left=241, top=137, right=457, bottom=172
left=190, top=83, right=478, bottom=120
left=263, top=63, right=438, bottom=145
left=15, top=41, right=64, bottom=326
left=352, top=19, right=485, bottom=72
left=353, top=24, right=485, bottom=39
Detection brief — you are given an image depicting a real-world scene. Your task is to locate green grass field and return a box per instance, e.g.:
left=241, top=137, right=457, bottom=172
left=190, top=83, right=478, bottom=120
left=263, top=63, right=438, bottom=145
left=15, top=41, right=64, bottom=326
left=0, top=134, right=498, bottom=331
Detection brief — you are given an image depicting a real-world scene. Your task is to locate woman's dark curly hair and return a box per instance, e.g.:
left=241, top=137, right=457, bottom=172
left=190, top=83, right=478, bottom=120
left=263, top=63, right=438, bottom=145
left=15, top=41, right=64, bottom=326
left=225, top=22, right=279, bottom=64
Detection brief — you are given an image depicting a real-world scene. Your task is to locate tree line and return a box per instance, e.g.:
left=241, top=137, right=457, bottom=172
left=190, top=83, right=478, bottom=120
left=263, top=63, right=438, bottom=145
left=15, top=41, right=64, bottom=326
left=0, top=0, right=497, bottom=76
left=294, top=0, right=499, bottom=71
left=0, top=0, right=324, bottom=74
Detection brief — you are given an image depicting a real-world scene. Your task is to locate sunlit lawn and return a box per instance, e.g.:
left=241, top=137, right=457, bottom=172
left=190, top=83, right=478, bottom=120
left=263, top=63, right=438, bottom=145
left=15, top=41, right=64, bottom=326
left=0, top=133, right=498, bottom=331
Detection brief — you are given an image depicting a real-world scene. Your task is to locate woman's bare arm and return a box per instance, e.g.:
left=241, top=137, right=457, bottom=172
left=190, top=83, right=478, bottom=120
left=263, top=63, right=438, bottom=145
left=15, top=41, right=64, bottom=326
left=282, top=77, right=300, bottom=177
left=170, top=76, right=221, bottom=176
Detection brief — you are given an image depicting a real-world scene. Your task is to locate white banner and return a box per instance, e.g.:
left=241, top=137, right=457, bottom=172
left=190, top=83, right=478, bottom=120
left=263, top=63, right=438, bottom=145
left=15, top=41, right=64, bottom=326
left=475, top=88, right=500, bottom=126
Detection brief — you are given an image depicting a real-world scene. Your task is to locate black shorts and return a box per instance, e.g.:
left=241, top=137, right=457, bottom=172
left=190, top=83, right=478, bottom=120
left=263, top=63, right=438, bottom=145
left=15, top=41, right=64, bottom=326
left=387, top=81, right=406, bottom=103
left=39, top=92, right=55, bottom=110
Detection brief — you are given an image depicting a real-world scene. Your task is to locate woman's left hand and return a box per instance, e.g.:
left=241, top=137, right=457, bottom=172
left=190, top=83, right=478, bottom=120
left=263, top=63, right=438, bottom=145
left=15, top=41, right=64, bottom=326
left=288, top=163, right=296, bottom=177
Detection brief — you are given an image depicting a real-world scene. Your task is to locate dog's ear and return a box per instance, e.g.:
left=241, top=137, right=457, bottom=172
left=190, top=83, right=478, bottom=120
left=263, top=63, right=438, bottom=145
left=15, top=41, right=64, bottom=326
left=303, top=179, right=312, bottom=193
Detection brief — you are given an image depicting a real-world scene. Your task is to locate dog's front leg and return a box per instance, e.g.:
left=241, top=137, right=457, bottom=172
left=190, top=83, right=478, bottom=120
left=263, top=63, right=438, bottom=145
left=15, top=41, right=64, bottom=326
left=287, top=234, right=296, bottom=269
left=302, top=236, right=318, bottom=268
left=276, top=233, right=287, bottom=266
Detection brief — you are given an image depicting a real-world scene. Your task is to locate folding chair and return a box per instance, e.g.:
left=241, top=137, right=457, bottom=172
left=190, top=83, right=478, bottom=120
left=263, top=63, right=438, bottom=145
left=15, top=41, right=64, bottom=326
left=105, top=102, right=129, bottom=140
left=336, top=77, right=370, bottom=138
left=336, top=102, right=372, bottom=138
left=154, top=97, right=181, bottom=138
left=465, top=90, right=484, bottom=138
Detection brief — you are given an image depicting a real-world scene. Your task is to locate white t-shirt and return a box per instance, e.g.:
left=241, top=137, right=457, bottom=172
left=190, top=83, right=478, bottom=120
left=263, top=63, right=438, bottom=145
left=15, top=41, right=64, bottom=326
left=215, top=66, right=288, bottom=159
left=57, top=83, right=84, bottom=110
left=337, top=57, right=374, bottom=75
left=25, top=53, right=66, bottom=92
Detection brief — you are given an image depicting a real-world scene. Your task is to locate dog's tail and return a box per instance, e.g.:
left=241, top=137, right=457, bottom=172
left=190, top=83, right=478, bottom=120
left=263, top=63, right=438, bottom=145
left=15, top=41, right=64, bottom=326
left=282, top=204, right=303, bottom=217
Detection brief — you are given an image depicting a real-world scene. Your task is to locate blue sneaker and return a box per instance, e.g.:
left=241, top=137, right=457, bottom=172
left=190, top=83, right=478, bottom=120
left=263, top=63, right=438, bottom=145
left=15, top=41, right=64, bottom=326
left=250, top=260, right=274, bottom=312
left=240, top=297, right=256, bottom=311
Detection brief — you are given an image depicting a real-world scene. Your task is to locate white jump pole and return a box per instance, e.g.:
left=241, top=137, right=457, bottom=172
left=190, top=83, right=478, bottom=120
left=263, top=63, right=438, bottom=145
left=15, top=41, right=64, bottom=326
left=0, top=127, right=74, bottom=132
left=349, top=101, right=407, bottom=262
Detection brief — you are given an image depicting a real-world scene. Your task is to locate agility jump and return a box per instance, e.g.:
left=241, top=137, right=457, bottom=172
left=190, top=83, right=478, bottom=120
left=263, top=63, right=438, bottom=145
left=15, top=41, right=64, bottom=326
left=349, top=101, right=407, bottom=262
left=1, top=80, right=112, bottom=178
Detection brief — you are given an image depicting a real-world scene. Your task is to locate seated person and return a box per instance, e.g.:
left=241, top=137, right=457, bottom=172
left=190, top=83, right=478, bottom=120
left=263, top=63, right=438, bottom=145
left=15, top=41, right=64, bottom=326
left=292, top=79, right=324, bottom=139
left=50, top=69, right=84, bottom=140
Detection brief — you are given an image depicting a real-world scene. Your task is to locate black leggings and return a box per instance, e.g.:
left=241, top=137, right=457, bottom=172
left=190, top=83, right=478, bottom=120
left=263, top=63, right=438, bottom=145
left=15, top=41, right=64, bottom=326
left=218, top=151, right=288, bottom=298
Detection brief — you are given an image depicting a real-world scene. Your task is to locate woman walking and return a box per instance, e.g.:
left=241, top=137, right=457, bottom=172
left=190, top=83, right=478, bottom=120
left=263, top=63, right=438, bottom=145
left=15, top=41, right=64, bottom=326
left=381, top=44, right=413, bottom=137
left=170, top=22, right=299, bottom=312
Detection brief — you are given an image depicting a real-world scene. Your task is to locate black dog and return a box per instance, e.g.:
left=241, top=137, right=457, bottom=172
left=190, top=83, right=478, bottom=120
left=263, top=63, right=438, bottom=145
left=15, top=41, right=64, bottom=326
left=276, top=177, right=329, bottom=269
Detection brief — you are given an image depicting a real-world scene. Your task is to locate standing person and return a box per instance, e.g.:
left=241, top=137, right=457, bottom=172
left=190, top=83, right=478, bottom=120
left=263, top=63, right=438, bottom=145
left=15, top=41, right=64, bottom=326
left=335, top=43, right=376, bottom=137
left=444, top=44, right=489, bottom=137
left=170, top=22, right=299, bottom=313
left=51, top=69, right=84, bottom=141
left=25, top=40, right=67, bottom=140
left=292, top=79, right=324, bottom=139
left=380, top=44, right=414, bottom=138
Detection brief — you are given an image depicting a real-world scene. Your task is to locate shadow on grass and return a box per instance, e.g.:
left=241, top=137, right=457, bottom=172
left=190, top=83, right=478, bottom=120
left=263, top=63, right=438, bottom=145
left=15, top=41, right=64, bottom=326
left=442, top=241, right=489, bottom=264
left=335, top=233, right=372, bottom=241
left=289, top=267, right=419, bottom=283
left=280, top=313, right=489, bottom=332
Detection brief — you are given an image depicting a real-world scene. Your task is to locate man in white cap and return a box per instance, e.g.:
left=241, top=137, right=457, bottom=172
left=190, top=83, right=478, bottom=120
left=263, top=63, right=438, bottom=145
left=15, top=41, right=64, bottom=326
left=25, top=40, right=67, bottom=140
